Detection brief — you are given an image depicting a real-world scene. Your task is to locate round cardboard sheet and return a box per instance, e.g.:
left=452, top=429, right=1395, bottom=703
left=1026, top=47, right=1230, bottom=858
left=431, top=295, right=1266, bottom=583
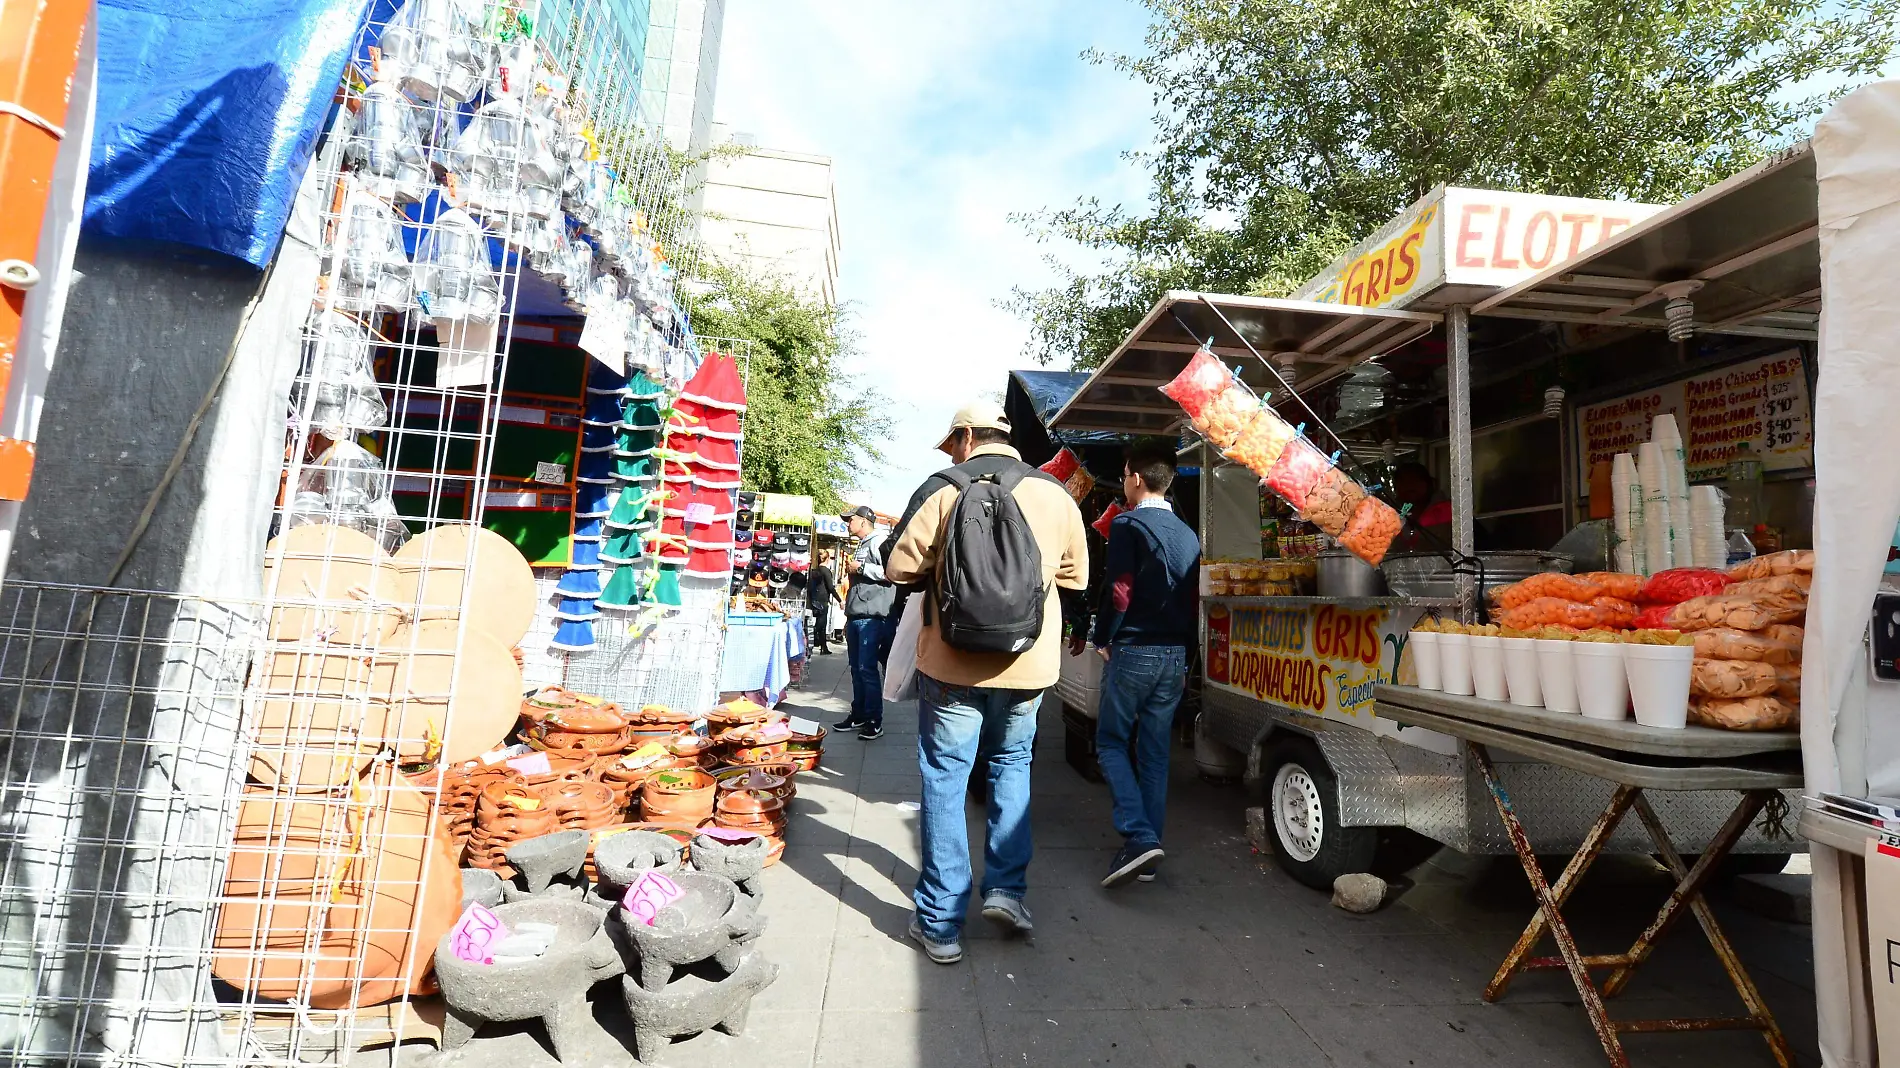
left=247, top=644, right=410, bottom=787
left=379, top=617, right=523, bottom=765
left=391, top=525, right=535, bottom=648
left=261, top=525, right=399, bottom=645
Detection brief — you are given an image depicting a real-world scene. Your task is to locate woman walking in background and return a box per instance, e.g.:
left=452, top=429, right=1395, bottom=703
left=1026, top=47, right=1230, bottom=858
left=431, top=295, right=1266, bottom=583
left=808, top=549, right=838, bottom=654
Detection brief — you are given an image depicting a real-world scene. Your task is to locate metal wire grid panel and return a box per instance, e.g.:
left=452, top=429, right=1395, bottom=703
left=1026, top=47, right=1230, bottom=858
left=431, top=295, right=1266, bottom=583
left=0, top=1, right=708, bottom=1065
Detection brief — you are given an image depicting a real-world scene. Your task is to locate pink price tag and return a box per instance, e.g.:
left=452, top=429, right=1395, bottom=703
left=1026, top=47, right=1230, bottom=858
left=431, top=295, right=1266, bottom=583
left=684, top=503, right=715, bottom=526
left=620, top=870, right=685, bottom=927
left=449, top=902, right=509, bottom=964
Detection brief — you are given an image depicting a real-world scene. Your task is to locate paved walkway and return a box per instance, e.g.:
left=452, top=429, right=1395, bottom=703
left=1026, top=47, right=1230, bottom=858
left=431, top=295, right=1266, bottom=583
left=405, top=651, right=1820, bottom=1067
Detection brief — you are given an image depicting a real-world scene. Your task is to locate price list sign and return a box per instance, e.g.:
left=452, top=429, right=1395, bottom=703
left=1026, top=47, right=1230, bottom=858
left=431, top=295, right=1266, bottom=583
left=1576, top=350, right=1813, bottom=485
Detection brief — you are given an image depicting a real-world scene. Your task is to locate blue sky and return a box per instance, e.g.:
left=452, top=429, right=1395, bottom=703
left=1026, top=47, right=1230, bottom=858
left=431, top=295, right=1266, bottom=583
left=715, top=0, right=1157, bottom=513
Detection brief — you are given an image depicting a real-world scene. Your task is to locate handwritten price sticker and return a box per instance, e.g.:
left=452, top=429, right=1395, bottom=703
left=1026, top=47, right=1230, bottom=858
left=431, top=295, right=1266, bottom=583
left=449, top=903, right=509, bottom=964
left=620, top=870, right=685, bottom=926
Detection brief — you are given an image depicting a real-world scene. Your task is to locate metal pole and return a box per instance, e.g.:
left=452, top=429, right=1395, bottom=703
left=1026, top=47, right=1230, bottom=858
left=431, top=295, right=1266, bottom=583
left=1447, top=304, right=1476, bottom=618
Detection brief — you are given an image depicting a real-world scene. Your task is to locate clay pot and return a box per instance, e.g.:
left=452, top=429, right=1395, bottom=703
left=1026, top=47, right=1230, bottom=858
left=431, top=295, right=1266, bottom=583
left=528, top=720, right=633, bottom=755
left=628, top=723, right=692, bottom=748
left=787, top=747, right=823, bottom=774
left=705, top=698, right=771, bottom=728
left=728, top=742, right=790, bottom=766
left=549, top=780, right=620, bottom=831
left=667, top=733, right=716, bottom=760
left=214, top=765, right=462, bottom=1008
left=520, top=685, right=585, bottom=725
left=514, top=749, right=598, bottom=788
left=627, top=703, right=696, bottom=726
left=640, top=769, right=716, bottom=825
left=467, top=781, right=561, bottom=873
left=714, top=766, right=792, bottom=804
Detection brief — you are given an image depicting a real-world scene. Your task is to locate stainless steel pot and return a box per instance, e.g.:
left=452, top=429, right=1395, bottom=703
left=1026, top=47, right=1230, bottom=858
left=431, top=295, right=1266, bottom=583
left=1379, top=551, right=1572, bottom=601
left=1316, top=549, right=1386, bottom=598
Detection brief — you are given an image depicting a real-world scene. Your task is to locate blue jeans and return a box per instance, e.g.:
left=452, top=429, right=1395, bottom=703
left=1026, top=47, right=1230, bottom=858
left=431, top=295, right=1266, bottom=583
left=845, top=617, right=890, bottom=725
left=913, top=673, right=1041, bottom=942
left=1094, top=644, right=1187, bottom=849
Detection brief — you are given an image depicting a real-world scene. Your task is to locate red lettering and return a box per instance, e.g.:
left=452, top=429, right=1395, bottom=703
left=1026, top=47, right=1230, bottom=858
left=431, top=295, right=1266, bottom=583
left=1343, top=259, right=1365, bottom=306
left=1456, top=204, right=1492, bottom=268
left=1599, top=217, right=1632, bottom=244
left=1361, top=616, right=1381, bottom=666
left=1491, top=205, right=1520, bottom=269
left=1522, top=211, right=1558, bottom=269
left=1392, top=232, right=1421, bottom=287
left=1562, top=213, right=1594, bottom=257
left=1365, top=256, right=1388, bottom=305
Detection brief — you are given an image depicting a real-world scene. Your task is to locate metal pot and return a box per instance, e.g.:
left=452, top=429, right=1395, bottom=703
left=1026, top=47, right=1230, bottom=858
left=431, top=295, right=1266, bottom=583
left=1379, top=551, right=1572, bottom=601
left=1316, top=549, right=1386, bottom=598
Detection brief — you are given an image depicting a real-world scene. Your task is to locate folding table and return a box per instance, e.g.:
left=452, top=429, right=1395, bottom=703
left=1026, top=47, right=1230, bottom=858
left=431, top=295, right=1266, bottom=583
left=1373, top=685, right=1804, bottom=1068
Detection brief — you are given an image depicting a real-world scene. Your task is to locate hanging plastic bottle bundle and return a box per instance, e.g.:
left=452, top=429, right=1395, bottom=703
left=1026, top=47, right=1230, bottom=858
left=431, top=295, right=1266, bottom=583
left=343, top=81, right=430, bottom=204
left=332, top=189, right=413, bottom=312
left=414, top=206, right=500, bottom=325
left=293, top=310, right=389, bottom=434
left=378, top=0, right=490, bottom=104
left=450, top=98, right=531, bottom=224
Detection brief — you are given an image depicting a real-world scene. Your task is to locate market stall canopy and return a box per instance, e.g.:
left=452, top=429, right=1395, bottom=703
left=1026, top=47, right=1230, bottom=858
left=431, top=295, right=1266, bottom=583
left=1472, top=144, right=1818, bottom=341
left=1049, top=293, right=1441, bottom=434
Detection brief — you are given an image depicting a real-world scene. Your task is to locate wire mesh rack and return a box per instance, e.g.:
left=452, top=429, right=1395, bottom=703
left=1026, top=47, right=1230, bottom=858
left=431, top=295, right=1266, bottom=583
left=0, top=0, right=719, bottom=1063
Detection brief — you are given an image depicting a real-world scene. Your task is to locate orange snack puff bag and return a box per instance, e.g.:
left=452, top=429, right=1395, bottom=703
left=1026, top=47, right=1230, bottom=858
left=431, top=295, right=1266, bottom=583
left=1221, top=407, right=1296, bottom=475
left=1192, top=387, right=1261, bottom=450
left=1493, top=572, right=1606, bottom=610
left=1578, top=572, right=1643, bottom=601
left=1589, top=596, right=1638, bottom=628
left=1339, top=496, right=1402, bottom=567
left=1159, top=348, right=1234, bottom=421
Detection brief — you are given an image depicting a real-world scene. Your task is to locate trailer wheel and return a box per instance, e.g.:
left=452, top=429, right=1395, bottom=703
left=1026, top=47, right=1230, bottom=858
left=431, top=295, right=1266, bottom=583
left=1265, top=738, right=1378, bottom=891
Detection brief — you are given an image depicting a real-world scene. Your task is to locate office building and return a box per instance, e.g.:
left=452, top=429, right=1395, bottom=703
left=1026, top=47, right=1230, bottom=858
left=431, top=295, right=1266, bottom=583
left=699, top=125, right=842, bottom=306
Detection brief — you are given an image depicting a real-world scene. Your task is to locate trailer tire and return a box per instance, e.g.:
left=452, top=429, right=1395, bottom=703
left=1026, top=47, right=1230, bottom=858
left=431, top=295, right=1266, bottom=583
left=1265, top=738, right=1378, bottom=891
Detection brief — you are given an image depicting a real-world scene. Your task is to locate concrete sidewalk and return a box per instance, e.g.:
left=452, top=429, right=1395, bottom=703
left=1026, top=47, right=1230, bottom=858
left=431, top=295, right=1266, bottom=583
left=401, top=650, right=1819, bottom=1067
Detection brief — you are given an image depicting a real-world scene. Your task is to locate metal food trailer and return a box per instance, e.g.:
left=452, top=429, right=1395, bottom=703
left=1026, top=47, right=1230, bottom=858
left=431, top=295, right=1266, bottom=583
left=1048, top=174, right=1816, bottom=891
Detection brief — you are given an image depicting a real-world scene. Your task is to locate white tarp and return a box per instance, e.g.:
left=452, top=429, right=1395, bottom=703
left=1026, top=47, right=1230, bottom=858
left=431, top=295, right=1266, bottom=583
left=1808, top=76, right=1900, bottom=1068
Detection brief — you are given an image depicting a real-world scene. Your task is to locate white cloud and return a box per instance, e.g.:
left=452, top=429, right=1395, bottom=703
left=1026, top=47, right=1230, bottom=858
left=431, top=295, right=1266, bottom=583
left=715, top=0, right=1155, bottom=512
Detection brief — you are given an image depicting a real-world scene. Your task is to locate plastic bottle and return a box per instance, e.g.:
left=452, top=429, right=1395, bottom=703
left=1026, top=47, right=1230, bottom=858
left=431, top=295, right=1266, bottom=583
left=1727, top=529, right=1757, bottom=567
left=1725, top=442, right=1764, bottom=530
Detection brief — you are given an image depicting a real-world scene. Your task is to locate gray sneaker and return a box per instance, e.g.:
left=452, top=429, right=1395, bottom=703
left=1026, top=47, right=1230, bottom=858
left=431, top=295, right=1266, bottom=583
left=907, top=918, right=963, bottom=964
left=980, top=892, right=1033, bottom=934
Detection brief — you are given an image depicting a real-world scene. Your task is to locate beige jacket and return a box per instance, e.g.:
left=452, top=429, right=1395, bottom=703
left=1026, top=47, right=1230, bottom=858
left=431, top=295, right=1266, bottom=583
left=885, top=444, right=1089, bottom=690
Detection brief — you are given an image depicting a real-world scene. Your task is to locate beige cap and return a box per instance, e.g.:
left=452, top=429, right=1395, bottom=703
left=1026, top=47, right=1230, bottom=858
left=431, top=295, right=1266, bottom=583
left=934, top=399, right=1012, bottom=453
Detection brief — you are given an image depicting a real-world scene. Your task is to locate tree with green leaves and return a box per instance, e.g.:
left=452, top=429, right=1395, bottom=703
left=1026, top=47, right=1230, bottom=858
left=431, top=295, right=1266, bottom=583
left=684, top=262, right=888, bottom=512
left=1009, top=0, right=1899, bottom=368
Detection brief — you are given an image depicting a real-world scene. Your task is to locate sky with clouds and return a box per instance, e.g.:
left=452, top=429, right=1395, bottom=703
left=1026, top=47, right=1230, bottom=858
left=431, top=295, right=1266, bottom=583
left=714, top=0, right=1158, bottom=514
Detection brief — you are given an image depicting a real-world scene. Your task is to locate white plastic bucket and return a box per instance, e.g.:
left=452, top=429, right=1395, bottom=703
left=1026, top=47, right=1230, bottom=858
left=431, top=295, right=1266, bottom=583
left=1573, top=643, right=1631, bottom=721
left=1535, top=639, right=1579, bottom=713
left=1439, top=633, right=1474, bottom=696
left=1624, top=643, right=1693, bottom=729
left=1470, top=635, right=1508, bottom=701
left=1500, top=637, right=1542, bottom=707
left=1409, top=631, right=1442, bottom=690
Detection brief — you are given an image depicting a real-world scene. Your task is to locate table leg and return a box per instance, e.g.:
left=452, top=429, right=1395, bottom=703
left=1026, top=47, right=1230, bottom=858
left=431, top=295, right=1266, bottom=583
left=1469, top=742, right=1629, bottom=1068
left=1486, top=782, right=1639, bottom=1001
left=1619, top=792, right=1796, bottom=1068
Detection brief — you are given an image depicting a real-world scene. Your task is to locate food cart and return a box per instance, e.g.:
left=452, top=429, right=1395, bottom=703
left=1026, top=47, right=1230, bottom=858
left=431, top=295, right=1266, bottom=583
left=1047, top=180, right=1811, bottom=894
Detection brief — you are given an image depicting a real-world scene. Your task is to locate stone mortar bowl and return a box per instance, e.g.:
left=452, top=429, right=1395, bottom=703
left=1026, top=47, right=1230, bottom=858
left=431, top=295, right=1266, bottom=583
left=505, top=829, right=589, bottom=895
left=619, top=948, right=778, bottom=1066
left=606, top=870, right=741, bottom=992
left=689, top=832, right=767, bottom=893
left=594, top=828, right=684, bottom=892
left=432, top=898, right=624, bottom=1061
left=460, top=867, right=505, bottom=910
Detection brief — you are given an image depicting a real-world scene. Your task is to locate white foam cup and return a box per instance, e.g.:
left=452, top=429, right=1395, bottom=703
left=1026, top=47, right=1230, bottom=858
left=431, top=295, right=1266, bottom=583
left=1470, top=635, right=1508, bottom=701
left=1439, top=633, right=1474, bottom=696
left=1500, top=637, right=1543, bottom=707
left=1573, top=642, right=1632, bottom=721
left=1409, top=631, right=1442, bottom=690
left=1624, top=643, right=1693, bottom=729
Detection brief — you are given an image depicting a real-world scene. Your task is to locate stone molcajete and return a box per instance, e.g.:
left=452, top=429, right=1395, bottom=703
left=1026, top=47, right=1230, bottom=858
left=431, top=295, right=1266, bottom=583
left=432, top=898, right=624, bottom=1062
left=689, top=831, right=768, bottom=896
left=501, top=829, right=589, bottom=902
left=619, top=950, right=777, bottom=1065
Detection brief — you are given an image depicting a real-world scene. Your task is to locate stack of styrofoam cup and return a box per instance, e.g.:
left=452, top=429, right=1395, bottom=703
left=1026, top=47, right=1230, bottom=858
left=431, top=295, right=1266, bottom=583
left=1612, top=453, right=1642, bottom=575
left=1653, top=416, right=1694, bottom=570
left=1689, top=485, right=1726, bottom=568
left=1637, top=442, right=1671, bottom=574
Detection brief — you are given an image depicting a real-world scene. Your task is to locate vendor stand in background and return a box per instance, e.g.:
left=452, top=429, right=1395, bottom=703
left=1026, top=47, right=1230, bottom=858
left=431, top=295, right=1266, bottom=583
left=721, top=492, right=815, bottom=702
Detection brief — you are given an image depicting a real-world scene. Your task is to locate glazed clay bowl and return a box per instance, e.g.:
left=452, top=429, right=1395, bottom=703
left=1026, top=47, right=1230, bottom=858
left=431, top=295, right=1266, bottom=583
left=716, top=789, right=785, bottom=820
left=788, top=748, right=822, bottom=774
left=666, top=734, right=717, bottom=759
left=628, top=704, right=696, bottom=727
left=628, top=724, right=692, bottom=748
left=520, top=686, right=586, bottom=724
left=713, top=767, right=791, bottom=803
left=550, top=780, right=621, bottom=830
left=641, top=770, right=716, bottom=824
left=728, top=742, right=790, bottom=766
left=531, top=721, right=634, bottom=754
left=515, top=750, right=599, bottom=788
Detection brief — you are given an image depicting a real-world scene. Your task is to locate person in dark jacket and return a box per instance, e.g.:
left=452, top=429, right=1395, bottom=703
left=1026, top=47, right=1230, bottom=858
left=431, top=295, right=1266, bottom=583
left=837, top=506, right=896, bottom=740
left=808, top=550, right=838, bottom=654
left=1092, top=440, right=1201, bottom=888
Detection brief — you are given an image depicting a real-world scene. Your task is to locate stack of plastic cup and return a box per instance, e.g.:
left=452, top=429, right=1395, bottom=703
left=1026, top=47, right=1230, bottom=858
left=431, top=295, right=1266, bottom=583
left=1611, top=453, right=1641, bottom=574
left=1689, top=485, right=1726, bottom=568
left=1653, top=416, right=1694, bottom=570
left=1637, top=442, right=1672, bottom=574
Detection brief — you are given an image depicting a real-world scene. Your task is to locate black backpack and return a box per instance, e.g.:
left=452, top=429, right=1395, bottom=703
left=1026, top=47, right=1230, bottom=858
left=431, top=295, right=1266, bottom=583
left=930, top=464, right=1046, bottom=653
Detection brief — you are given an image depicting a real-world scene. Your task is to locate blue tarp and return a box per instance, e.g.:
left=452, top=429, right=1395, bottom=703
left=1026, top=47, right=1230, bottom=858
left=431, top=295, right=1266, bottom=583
left=84, top=0, right=374, bottom=267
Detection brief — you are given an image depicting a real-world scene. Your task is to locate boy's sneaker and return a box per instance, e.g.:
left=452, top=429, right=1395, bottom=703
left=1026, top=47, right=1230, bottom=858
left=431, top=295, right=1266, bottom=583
left=859, top=723, right=885, bottom=740
left=981, top=892, right=1033, bottom=934
left=907, top=919, right=963, bottom=964
left=1102, top=842, right=1165, bottom=888
left=832, top=715, right=864, bottom=732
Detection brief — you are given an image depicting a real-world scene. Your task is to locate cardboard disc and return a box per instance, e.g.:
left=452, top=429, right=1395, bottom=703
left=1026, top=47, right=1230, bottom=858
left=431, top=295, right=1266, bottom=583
left=391, top=525, right=535, bottom=648
left=379, top=617, right=524, bottom=764
left=247, top=643, right=409, bottom=788
left=262, top=524, right=399, bottom=645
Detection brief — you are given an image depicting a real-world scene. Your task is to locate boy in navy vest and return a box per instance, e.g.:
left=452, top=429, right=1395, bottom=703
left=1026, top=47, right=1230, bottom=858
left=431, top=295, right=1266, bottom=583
left=1093, top=440, right=1201, bottom=887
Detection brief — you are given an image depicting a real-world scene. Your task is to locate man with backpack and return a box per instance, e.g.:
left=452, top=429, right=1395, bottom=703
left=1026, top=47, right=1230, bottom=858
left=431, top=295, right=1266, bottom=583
left=1092, top=440, right=1201, bottom=888
left=884, top=400, right=1089, bottom=964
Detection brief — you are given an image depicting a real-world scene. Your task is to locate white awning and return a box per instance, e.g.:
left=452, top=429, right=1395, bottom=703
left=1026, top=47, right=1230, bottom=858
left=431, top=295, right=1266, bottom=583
left=1472, top=144, right=1818, bottom=340
left=1048, top=292, right=1441, bottom=433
